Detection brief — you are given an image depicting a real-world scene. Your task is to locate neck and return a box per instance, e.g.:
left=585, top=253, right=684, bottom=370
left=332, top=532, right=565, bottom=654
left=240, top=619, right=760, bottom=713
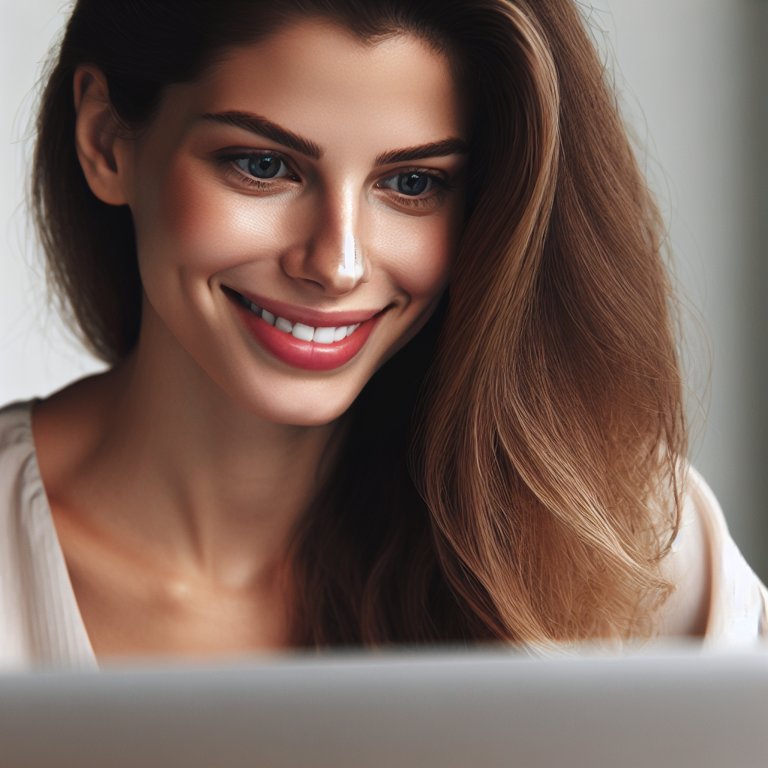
left=69, top=320, right=340, bottom=593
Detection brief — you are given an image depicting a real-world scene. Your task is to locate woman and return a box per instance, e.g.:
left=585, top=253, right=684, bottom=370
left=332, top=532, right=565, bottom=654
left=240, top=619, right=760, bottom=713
left=1, top=0, right=765, bottom=667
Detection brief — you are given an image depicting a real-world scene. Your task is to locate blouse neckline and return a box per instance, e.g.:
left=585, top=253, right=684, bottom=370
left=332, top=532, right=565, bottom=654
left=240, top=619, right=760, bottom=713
left=17, top=400, right=98, bottom=668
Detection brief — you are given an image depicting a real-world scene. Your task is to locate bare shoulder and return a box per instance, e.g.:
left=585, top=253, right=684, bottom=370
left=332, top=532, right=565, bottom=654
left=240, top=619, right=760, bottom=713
left=31, top=371, right=116, bottom=508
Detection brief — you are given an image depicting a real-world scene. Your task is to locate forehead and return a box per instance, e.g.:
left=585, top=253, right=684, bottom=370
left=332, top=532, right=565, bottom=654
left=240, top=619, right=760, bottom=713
left=170, top=18, right=468, bottom=153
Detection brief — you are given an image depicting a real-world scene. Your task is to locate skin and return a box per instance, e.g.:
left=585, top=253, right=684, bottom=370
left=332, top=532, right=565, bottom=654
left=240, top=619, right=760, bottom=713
left=30, top=18, right=710, bottom=658
left=31, top=19, right=469, bottom=659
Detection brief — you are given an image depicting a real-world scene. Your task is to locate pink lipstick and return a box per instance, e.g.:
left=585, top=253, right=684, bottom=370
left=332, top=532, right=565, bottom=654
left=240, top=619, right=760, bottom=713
left=223, top=286, right=384, bottom=371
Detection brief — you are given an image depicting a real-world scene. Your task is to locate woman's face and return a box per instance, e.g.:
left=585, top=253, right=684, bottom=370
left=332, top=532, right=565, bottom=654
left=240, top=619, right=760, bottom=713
left=119, top=18, right=468, bottom=425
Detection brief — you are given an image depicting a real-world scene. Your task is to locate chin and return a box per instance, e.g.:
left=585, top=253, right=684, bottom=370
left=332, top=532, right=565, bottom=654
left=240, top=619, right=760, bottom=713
left=271, top=404, right=350, bottom=428
left=233, top=383, right=360, bottom=428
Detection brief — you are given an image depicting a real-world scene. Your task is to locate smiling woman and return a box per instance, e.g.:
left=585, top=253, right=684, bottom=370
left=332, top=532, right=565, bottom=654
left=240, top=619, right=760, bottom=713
left=76, top=20, right=467, bottom=425
left=0, top=0, right=765, bottom=667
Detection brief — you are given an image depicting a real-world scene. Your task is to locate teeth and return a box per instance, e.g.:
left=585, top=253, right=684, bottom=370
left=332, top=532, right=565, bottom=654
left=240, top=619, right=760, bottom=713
left=234, top=290, right=366, bottom=343
left=274, top=316, right=362, bottom=343
left=275, top=316, right=293, bottom=333
left=313, top=327, right=336, bottom=344
left=291, top=322, right=315, bottom=342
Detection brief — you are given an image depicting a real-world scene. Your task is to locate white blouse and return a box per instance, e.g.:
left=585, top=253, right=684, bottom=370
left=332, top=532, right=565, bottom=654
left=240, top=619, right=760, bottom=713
left=0, top=400, right=765, bottom=669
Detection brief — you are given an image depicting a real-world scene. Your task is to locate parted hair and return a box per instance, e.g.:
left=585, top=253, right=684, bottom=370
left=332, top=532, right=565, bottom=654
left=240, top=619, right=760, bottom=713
left=32, top=0, right=686, bottom=647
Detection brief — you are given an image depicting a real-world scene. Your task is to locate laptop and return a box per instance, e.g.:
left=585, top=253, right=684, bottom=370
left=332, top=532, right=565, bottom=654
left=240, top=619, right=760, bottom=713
left=1, top=644, right=766, bottom=768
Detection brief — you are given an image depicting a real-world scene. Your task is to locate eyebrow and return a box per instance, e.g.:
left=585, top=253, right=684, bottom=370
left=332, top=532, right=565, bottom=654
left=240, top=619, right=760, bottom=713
left=202, top=112, right=322, bottom=159
left=374, top=139, right=468, bottom=166
left=200, top=111, right=468, bottom=165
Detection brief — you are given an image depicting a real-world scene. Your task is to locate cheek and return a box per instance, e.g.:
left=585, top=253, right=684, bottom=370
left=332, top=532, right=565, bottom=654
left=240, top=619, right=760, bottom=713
left=373, top=212, right=458, bottom=299
left=133, top=159, right=290, bottom=271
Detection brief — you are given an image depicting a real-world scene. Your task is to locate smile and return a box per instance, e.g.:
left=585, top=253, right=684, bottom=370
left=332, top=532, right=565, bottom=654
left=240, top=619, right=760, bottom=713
left=222, top=286, right=385, bottom=372
left=227, top=288, right=361, bottom=344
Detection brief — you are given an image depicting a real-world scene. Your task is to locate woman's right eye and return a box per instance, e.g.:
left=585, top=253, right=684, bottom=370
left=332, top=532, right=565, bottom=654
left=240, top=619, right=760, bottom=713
left=234, top=154, right=290, bottom=179
left=219, top=152, right=299, bottom=189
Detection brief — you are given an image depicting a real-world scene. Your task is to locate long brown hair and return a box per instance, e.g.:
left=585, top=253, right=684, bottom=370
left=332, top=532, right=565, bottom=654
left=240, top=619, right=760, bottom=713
left=32, top=0, right=686, bottom=647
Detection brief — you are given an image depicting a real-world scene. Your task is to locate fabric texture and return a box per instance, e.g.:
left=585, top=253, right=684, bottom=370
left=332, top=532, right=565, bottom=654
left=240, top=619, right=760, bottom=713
left=0, top=401, right=96, bottom=669
left=0, top=399, right=765, bottom=669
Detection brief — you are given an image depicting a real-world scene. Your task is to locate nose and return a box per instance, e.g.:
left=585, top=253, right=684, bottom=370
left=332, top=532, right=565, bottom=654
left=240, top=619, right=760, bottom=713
left=280, top=185, right=369, bottom=296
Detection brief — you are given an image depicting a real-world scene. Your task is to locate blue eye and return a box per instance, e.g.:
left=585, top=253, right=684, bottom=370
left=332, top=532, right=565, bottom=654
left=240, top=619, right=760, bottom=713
left=380, top=171, right=435, bottom=197
left=400, top=172, right=430, bottom=195
left=233, top=154, right=291, bottom=180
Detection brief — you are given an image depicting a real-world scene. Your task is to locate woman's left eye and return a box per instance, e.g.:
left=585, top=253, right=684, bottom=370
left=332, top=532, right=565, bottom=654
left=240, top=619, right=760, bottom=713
left=378, top=171, right=443, bottom=197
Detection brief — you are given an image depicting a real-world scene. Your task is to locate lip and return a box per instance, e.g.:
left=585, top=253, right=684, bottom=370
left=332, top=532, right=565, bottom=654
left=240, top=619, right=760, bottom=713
left=223, top=286, right=386, bottom=372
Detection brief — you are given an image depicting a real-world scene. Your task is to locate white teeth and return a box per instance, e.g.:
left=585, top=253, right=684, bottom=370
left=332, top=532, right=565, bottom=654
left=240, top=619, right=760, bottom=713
left=240, top=292, right=367, bottom=344
left=230, top=288, right=370, bottom=341
left=313, top=326, right=336, bottom=344
left=291, top=322, right=315, bottom=342
left=271, top=317, right=360, bottom=342
left=275, top=316, right=293, bottom=333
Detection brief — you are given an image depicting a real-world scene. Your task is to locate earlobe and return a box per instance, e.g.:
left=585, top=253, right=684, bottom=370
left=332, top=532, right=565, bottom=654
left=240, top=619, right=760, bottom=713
left=73, top=65, right=131, bottom=206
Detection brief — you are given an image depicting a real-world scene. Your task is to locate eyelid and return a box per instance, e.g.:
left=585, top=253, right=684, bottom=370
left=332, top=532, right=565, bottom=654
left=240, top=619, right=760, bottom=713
left=217, top=149, right=302, bottom=188
left=375, top=168, right=455, bottom=210
left=215, top=150, right=456, bottom=209
left=378, top=167, right=452, bottom=189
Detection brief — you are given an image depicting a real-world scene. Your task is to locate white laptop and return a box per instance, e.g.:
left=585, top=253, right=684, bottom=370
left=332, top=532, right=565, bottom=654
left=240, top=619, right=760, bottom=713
left=1, top=645, right=766, bottom=768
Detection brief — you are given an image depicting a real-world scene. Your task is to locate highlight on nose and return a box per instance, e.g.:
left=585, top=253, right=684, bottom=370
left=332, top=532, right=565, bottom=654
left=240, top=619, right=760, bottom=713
left=340, top=230, right=366, bottom=283
left=314, top=230, right=366, bottom=294
left=281, top=211, right=368, bottom=295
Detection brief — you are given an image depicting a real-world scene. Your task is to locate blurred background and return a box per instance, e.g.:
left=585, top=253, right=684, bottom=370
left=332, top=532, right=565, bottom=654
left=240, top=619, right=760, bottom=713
left=1, top=1, right=766, bottom=578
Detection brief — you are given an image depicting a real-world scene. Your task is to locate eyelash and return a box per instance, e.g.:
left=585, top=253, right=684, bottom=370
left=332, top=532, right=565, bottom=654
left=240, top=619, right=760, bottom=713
left=217, top=151, right=454, bottom=209
left=219, top=152, right=297, bottom=190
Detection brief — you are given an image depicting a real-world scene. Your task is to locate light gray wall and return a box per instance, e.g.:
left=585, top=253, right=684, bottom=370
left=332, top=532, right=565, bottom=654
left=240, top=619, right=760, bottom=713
left=1, top=2, right=106, bottom=402
left=589, top=0, right=766, bottom=578
left=2, top=2, right=765, bottom=576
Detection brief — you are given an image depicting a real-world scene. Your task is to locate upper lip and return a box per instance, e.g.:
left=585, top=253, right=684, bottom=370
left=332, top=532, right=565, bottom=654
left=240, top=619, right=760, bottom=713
left=223, top=285, right=387, bottom=327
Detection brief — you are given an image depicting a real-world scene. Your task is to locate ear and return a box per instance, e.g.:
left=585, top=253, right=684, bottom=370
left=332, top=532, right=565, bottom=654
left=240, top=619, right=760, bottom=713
left=73, top=65, right=132, bottom=206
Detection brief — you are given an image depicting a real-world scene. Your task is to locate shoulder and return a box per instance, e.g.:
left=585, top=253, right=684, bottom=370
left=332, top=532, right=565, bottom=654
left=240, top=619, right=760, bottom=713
left=658, top=466, right=768, bottom=645
left=0, top=400, right=48, bottom=665
left=0, top=399, right=36, bottom=443
left=0, top=398, right=98, bottom=669
left=0, top=400, right=42, bottom=511
left=0, top=399, right=49, bottom=564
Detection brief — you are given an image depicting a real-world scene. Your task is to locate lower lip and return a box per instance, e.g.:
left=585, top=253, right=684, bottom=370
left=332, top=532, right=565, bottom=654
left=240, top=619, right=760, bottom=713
left=231, top=300, right=381, bottom=372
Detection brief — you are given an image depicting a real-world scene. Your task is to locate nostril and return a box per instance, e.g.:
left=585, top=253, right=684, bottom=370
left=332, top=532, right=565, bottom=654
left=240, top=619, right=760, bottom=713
left=280, top=242, right=367, bottom=296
